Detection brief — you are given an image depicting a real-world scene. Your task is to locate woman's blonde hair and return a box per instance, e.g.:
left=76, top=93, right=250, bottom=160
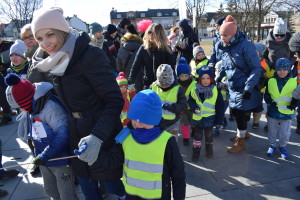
left=20, top=24, right=32, bottom=39
left=51, top=29, right=68, bottom=48
left=143, top=23, right=171, bottom=54
left=170, top=26, right=179, bottom=34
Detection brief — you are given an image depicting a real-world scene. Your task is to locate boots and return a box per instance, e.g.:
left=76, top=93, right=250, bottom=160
left=230, top=131, right=250, bottom=141
left=205, top=143, right=213, bottom=158
left=180, top=125, right=190, bottom=146
left=227, top=137, right=245, bottom=153
left=192, top=147, right=201, bottom=162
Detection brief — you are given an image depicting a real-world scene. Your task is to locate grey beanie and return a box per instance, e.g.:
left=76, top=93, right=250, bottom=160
left=273, top=18, right=287, bottom=35
left=156, top=64, right=174, bottom=87
left=289, top=32, right=300, bottom=53
left=193, top=45, right=204, bottom=59
left=10, top=40, right=26, bottom=58
left=89, top=22, right=103, bottom=35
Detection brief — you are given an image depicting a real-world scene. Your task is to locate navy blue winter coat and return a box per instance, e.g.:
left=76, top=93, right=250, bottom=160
left=215, top=31, right=264, bottom=111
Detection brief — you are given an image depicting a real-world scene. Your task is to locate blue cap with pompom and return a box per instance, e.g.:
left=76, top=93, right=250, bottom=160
left=176, top=57, right=191, bottom=77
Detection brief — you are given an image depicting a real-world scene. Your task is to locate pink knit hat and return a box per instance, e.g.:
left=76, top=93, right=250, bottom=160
left=219, top=15, right=237, bottom=36
left=31, top=7, right=70, bottom=36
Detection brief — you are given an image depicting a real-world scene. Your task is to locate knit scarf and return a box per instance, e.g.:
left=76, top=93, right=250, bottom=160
left=11, top=59, right=28, bottom=73
left=196, top=83, right=214, bottom=99
left=131, top=127, right=162, bottom=144
left=32, top=28, right=79, bottom=76
left=24, top=45, right=39, bottom=60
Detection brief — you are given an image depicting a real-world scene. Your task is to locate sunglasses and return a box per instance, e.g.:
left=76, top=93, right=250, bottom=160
left=274, top=34, right=285, bottom=38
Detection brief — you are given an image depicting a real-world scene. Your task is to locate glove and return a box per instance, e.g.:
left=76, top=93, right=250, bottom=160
left=194, top=108, right=201, bottom=114
left=242, top=90, right=251, bottom=100
left=128, top=84, right=135, bottom=91
left=269, top=101, right=277, bottom=107
left=287, top=105, right=297, bottom=110
left=162, top=103, right=172, bottom=111
left=33, top=157, right=46, bottom=166
left=74, top=141, right=88, bottom=155
left=77, top=134, right=102, bottom=166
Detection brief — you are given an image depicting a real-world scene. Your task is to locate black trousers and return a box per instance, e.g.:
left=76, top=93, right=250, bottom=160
left=0, top=74, right=11, bottom=115
left=232, top=108, right=248, bottom=130
left=193, top=126, right=213, bottom=145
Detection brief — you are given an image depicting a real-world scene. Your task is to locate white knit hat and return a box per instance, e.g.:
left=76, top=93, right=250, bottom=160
left=31, top=7, right=70, bottom=36
left=273, top=18, right=287, bottom=35
left=10, top=40, right=27, bottom=58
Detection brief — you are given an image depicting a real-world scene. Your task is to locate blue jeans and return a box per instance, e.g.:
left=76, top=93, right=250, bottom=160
left=78, top=177, right=125, bottom=200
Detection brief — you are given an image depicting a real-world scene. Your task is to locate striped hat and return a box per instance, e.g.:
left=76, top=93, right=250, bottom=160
left=5, top=73, right=35, bottom=112
left=116, top=72, right=128, bottom=87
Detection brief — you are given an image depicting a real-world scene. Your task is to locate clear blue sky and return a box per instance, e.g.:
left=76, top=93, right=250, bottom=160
left=43, top=0, right=221, bottom=25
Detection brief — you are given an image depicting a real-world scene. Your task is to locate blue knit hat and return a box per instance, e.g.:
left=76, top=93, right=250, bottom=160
left=275, top=58, right=291, bottom=72
left=196, top=65, right=214, bottom=81
left=176, top=57, right=190, bottom=77
left=128, top=89, right=162, bottom=125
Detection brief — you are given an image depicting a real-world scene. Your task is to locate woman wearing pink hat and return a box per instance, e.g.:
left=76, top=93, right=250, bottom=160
left=215, top=15, right=264, bottom=154
left=30, top=7, right=125, bottom=200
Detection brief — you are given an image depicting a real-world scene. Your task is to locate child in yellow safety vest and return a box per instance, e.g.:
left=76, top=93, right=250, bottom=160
left=175, top=57, right=197, bottom=146
left=151, top=64, right=187, bottom=138
left=115, top=89, right=186, bottom=199
left=188, top=66, right=224, bottom=161
left=264, top=58, right=298, bottom=159
left=116, top=72, right=136, bottom=127
left=190, top=44, right=209, bottom=78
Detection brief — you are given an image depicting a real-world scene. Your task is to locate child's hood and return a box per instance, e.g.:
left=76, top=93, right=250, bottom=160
left=33, top=82, right=53, bottom=100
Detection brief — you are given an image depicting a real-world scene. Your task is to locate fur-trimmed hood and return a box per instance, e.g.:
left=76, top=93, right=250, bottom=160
left=121, top=33, right=143, bottom=44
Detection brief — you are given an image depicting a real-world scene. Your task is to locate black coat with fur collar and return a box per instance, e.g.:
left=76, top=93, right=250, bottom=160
left=52, top=32, right=124, bottom=181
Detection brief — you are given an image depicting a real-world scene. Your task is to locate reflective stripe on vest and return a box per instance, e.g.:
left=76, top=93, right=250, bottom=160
left=191, top=59, right=209, bottom=78
left=152, top=83, right=179, bottom=120
left=120, top=92, right=131, bottom=123
left=297, top=62, right=300, bottom=84
left=122, top=131, right=172, bottom=199
left=191, top=86, right=218, bottom=120
left=268, top=78, right=297, bottom=114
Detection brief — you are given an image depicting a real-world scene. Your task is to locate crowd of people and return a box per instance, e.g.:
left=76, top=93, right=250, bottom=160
left=0, top=6, right=300, bottom=199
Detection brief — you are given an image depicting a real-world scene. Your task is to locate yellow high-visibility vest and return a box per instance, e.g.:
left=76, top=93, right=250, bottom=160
left=190, top=86, right=218, bottom=121
left=190, top=59, right=209, bottom=78
left=268, top=78, right=297, bottom=114
left=122, top=131, right=172, bottom=199
left=152, top=83, right=179, bottom=120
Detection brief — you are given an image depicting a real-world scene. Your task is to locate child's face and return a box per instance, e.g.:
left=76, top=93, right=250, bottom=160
left=120, top=86, right=127, bottom=93
left=159, top=85, right=171, bottom=89
left=200, top=74, right=211, bottom=86
left=277, top=69, right=289, bottom=78
left=196, top=52, right=205, bottom=60
left=132, top=120, right=154, bottom=129
left=179, top=74, right=189, bottom=81
left=10, top=54, right=25, bottom=66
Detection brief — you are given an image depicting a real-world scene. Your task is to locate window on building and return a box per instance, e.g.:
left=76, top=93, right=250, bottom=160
left=117, top=14, right=122, bottom=18
left=157, top=12, right=162, bottom=17
left=141, top=13, right=145, bottom=17
left=172, top=12, right=177, bottom=16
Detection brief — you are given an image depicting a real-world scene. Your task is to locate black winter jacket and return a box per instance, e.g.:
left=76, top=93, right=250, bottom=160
left=128, top=45, right=174, bottom=89
left=52, top=32, right=124, bottom=181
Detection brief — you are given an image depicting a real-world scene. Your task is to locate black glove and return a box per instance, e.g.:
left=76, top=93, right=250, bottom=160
left=242, top=90, right=251, bottom=100
left=162, top=103, right=172, bottom=111
left=287, top=98, right=298, bottom=110
left=33, top=157, right=46, bottom=165
left=269, top=101, right=277, bottom=107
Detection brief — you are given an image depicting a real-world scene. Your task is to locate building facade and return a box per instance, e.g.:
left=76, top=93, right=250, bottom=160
left=110, top=8, right=179, bottom=31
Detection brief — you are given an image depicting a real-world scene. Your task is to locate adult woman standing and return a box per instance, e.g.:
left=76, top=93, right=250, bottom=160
left=31, top=7, right=125, bottom=200
left=215, top=15, right=264, bottom=153
left=128, top=23, right=174, bottom=90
